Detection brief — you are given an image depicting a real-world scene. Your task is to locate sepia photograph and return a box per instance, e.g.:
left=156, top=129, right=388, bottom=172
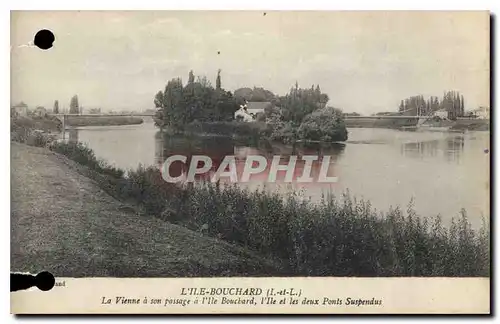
left=9, top=10, right=491, bottom=314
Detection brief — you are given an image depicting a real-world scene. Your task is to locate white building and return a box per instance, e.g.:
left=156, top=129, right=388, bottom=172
left=432, top=109, right=448, bottom=119
left=234, top=101, right=271, bottom=122
left=473, top=106, right=490, bottom=119
left=11, top=102, right=29, bottom=117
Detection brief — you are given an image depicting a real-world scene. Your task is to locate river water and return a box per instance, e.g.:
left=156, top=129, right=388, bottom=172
left=66, top=121, right=490, bottom=228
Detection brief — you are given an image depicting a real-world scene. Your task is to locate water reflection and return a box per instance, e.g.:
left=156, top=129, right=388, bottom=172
left=400, top=135, right=465, bottom=163
left=154, top=132, right=345, bottom=187
left=68, top=127, right=79, bottom=144
left=445, top=136, right=465, bottom=162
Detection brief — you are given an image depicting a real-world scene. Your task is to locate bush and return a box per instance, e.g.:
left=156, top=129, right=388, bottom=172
left=165, top=184, right=489, bottom=276
left=50, top=142, right=124, bottom=178
left=298, top=107, right=348, bottom=142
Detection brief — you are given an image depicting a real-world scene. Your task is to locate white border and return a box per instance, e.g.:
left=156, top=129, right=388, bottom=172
left=4, top=1, right=497, bottom=323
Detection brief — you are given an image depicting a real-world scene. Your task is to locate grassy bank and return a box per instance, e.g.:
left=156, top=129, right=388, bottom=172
left=451, top=118, right=490, bottom=131
left=11, top=142, right=281, bottom=277
left=67, top=116, right=144, bottom=127
left=11, top=116, right=61, bottom=146
left=48, top=141, right=490, bottom=277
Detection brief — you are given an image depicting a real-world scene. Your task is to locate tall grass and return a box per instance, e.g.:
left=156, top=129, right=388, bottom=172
left=50, top=142, right=124, bottom=178
left=11, top=115, right=60, bottom=147
left=49, top=142, right=490, bottom=277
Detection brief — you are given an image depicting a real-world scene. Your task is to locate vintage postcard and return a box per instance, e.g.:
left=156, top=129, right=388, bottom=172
left=10, top=10, right=490, bottom=314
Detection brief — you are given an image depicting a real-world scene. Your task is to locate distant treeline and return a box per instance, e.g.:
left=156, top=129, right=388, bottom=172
left=399, top=91, right=465, bottom=119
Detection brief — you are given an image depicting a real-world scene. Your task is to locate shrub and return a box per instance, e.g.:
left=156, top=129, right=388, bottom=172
left=163, top=183, right=490, bottom=277
left=298, top=107, right=348, bottom=142
left=50, top=142, right=124, bottom=178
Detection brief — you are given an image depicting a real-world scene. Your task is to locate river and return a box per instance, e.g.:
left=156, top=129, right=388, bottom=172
left=65, top=121, right=490, bottom=229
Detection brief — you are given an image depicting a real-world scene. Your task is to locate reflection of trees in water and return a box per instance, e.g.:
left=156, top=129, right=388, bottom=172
left=155, top=131, right=346, bottom=183
left=68, top=127, right=79, bottom=144
left=400, top=136, right=465, bottom=162
left=445, top=136, right=465, bottom=162
left=155, top=133, right=235, bottom=180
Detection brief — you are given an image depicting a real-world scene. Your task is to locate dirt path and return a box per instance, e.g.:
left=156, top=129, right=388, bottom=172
left=11, top=142, right=278, bottom=277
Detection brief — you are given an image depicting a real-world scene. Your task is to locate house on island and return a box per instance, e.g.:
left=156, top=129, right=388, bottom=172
left=234, top=101, right=272, bottom=122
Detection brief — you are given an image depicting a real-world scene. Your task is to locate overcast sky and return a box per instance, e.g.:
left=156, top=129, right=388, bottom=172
left=11, top=11, right=489, bottom=114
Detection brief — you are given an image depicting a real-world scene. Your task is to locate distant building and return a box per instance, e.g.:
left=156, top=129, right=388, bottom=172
left=432, top=109, right=448, bottom=119
left=11, top=102, right=28, bottom=117
left=473, top=106, right=490, bottom=119
left=234, top=101, right=271, bottom=122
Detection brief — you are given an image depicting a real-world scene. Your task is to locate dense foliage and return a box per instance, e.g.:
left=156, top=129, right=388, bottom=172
left=53, top=100, right=59, bottom=114
left=297, top=107, right=348, bottom=142
left=153, top=71, right=240, bottom=131
left=262, top=84, right=348, bottom=143
left=399, top=91, right=465, bottom=119
left=234, top=87, right=277, bottom=103
left=69, top=95, right=80, bottom=114
left=154, top=72, right=349, bottom=143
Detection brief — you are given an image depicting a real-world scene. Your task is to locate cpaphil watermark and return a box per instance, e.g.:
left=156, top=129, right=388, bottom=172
left=160, top=155, right=338, bottom=184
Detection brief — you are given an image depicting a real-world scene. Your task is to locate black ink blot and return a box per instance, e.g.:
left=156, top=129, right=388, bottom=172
left=34, top=29, right=55, bottom=50
left=10, top=271, right=55, bottom=292
left=36, top=271, right=55, bottom=291
left=263, top=12, right=267, bottom=16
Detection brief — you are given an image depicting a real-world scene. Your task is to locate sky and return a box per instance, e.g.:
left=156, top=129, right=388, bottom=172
left=11, top=11, right=490, bottom=114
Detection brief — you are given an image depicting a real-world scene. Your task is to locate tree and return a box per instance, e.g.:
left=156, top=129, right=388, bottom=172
left=188, top=70, right=195, bottom=84
left=153, top=90, right=166, bottom=129
left=460, top=95, right=465, bottom=117
left=53, top=100, right=59, bottom=114
left=234, top=88, right=253, bottom=101
left=197, top=76, right=212, bottom=88
left=216, top=69, right=222, bottom=90
left=276, top=83, right=329, bottom=125
left=154, top=73, right=239, bottom=129
left=69, top=95, right=79, bottom=114
left=399, top=100, right=405, bottom=113
left=234, top=87, right=276, bottom=102
left=298, top=107, right=348, bottom=142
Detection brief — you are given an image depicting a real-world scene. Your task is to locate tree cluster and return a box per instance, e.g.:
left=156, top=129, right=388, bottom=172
left=398, top=91, right=465, bottom=119
left=69, top=95, right=79, bottom=114
left=234, top=87, right=276, bottom=103
left=265, top=83, right=347, bottom=142
left=153, top=70, right=240, bottom=130
left=274, top=83, right=330, bottom=125
left=53, top=100, right=59, bottom=114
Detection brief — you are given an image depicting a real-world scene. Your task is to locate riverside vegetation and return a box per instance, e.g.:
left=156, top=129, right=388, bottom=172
left=41, top=140, right=489, bottom=277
